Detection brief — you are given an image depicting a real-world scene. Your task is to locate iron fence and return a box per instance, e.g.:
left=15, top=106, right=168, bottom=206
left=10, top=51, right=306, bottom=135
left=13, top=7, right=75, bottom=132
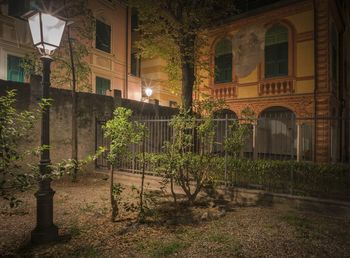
left=95, top=115, right=350, bottom=200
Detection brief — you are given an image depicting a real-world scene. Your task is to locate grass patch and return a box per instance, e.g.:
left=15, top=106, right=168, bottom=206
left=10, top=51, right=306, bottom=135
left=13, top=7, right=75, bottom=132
left=68, top=223, right=81, bottom=237
left=207, top=232, right=230, bottom=243
left=79, top=203, right=96, bottom=213
left=72, top=245, right=99, bottom=258
left=281, top=212, right=313, bottom=237
left=143, top=240, right=189, bottom=257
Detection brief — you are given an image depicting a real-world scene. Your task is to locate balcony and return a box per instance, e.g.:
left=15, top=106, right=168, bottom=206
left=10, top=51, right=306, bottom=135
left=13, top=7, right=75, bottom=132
left=259, top=78, right=295, bottom=96
left=211, top=83, right=237, bottom=99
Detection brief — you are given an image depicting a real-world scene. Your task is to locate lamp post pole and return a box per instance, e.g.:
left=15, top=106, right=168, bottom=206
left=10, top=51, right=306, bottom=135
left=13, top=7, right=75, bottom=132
left=31, top=55, right=58, bottom=244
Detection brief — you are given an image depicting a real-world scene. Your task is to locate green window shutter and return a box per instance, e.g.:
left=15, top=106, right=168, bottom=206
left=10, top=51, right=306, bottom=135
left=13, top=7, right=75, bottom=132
left=215, top=39, right=232, bottom=83
left=265, top=25, right=288, bottom=78
left=96, top=20, right=111, bottom=53
left=96, top=77, right=111, bottom=95
left=7, top=55, right=24, bottom=83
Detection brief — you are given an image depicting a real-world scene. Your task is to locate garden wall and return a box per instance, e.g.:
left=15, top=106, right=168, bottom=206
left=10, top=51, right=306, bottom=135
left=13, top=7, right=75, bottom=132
left=0, top=77, right=177, bottom=170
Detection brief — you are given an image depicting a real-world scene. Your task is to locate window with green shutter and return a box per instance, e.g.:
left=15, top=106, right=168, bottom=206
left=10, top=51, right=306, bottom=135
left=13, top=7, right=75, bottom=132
left=265, top=25, right=288, bottom=78
left=214, top=39, right=232, bottom=83
left=96, top=76, right=111, bottom=95
left=7, top=55, right=24, bottom=83
left=96, top=20, right=111, bottom=53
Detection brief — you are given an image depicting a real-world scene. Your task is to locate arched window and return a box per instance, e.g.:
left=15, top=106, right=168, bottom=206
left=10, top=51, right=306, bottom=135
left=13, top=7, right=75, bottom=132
left=214, top=39, right=232, bottom=83
left=265, top=25, right=288, bottom=78
left=258, top=107, right=296, bottom=160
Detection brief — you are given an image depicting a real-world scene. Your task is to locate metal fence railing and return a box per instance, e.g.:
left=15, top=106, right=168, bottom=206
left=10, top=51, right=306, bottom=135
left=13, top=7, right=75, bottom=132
left=95, top=115, right=350, bottom=200
left=96, top=115, right=350, bottom=169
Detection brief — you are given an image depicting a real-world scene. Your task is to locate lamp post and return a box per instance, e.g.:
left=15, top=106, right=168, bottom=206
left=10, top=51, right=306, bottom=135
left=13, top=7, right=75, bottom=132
left=145, top=87, right=153, bottom=102
left=26, top=11, right=66, bottom=244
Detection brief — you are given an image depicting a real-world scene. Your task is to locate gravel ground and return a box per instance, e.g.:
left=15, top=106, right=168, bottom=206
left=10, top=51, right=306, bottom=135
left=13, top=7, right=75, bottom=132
left=0, top=171, right=349, bottom=258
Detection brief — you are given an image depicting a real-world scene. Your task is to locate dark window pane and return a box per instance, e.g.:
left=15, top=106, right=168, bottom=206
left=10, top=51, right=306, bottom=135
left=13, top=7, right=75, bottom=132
left=215, top=54, right=232, bottom=83
left=131, top=8, right=138, bottom=31
left=96, top=20, right=111, bottom=53
left=131, top=53, right=140, bottom=77
left=265, top=26, right=288, bottom=78
left=215, top=39, right=232, bottom=84
left=96, top=76, right=111, bottom=95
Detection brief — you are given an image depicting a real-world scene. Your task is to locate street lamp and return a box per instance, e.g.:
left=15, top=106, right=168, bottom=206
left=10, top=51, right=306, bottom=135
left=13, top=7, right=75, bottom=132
left=145, top=87, right=153, bottom=99
left=26, top=11, right=66, bottom=244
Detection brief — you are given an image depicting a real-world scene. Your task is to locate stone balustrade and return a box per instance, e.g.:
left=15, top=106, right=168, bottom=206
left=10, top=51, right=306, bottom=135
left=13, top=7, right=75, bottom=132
left=259, top=78, right=295, bottom=96
left=211, top=84, right=237, bottom=99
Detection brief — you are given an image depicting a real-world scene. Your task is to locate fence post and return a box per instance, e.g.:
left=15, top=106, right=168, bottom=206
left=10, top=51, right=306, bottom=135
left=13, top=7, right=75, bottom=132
left=297, top=122, right=302, bottom=162
left=224, top=114, right=228, bottom=187
left=253, top=123, right=258, bottom=160
left=290, top=116, right=296, bottom=195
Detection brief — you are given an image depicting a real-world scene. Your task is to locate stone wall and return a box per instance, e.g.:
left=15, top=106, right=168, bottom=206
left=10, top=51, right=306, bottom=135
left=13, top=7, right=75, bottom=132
left=0, top=77, right=177, bottom=171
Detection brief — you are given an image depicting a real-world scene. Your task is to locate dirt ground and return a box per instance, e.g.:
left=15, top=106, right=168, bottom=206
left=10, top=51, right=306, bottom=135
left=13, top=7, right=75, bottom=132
left=1, top=171, right=349, bottom=258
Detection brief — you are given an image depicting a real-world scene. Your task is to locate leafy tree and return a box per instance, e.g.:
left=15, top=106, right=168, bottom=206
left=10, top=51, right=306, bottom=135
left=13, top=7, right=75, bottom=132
left=103, top=107, right=144, bottom=221
left=128, top=0, right=237, bottom=110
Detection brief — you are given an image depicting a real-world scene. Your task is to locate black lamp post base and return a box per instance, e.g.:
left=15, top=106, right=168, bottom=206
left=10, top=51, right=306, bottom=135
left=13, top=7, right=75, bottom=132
left=31, top=184, right=58, bottom=244
left=31, top=224, right=58, bottom=244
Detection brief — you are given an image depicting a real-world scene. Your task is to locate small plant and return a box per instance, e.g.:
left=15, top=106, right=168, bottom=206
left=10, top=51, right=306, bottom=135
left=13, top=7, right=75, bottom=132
left=224, top=107, right=255, bottom=157
left=103, top=107, right=144, bottom=221
left=154, top=98, right=225, bottom=205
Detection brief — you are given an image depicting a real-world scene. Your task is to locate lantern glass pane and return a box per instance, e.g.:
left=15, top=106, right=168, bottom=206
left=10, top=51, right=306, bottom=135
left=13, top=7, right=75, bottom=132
left=28, top=13, right=41, bottom=45
left=41, top=13, right=66, bottom=48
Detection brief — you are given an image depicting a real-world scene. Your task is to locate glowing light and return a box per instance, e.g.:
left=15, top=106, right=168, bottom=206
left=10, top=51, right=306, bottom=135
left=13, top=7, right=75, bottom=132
left=145, top=87, right=153, bottom=97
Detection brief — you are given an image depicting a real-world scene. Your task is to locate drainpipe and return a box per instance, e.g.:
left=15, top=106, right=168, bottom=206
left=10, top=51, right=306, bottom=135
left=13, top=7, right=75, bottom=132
left=125, top=6, right=129, bottom=99
left=313, top=0, right=318, bottom=162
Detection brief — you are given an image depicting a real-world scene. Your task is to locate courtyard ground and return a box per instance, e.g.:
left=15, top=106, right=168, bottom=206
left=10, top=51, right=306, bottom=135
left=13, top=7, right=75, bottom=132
left=0, top=171, right=349, bottom=257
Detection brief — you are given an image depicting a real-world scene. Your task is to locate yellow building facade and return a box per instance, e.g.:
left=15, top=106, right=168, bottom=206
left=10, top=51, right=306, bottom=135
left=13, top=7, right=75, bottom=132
left=0, top=0, right=143, bottom=101
left=199, top=0, right=350, bottom=162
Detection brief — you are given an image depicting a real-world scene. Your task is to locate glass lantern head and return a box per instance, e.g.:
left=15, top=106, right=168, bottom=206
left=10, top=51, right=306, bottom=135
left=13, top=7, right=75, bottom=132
left=27, top=11, right=66, bottom=56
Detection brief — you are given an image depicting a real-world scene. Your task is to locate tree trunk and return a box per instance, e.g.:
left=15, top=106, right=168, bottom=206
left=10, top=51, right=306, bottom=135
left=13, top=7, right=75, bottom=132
left=181, top=35, right=196, bottom=111
left=182, top=61, right=195, bottom=111
left=67, top=26, right=78, bottom=182
left=110, top=164, right=118, bottom=222
left=170, top=175, right=177, bottom=206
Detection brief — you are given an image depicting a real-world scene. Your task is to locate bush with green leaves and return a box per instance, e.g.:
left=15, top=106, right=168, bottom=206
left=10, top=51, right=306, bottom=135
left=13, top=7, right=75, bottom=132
left=0, top=90, right=102, bottom=207
left=150, top=98, right=225, bottom=205
left=0, top=90, right=37, bottom=207
left=221, top=158, right=350, bottom=200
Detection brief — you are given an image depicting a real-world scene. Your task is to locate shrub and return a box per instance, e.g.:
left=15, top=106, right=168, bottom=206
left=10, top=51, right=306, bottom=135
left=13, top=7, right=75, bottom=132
left=224, top=158, right=350, bottom=200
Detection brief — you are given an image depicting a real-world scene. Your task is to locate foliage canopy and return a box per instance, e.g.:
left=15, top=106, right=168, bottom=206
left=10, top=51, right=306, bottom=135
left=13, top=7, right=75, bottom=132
left=129, top=0, right=237, bottom=109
